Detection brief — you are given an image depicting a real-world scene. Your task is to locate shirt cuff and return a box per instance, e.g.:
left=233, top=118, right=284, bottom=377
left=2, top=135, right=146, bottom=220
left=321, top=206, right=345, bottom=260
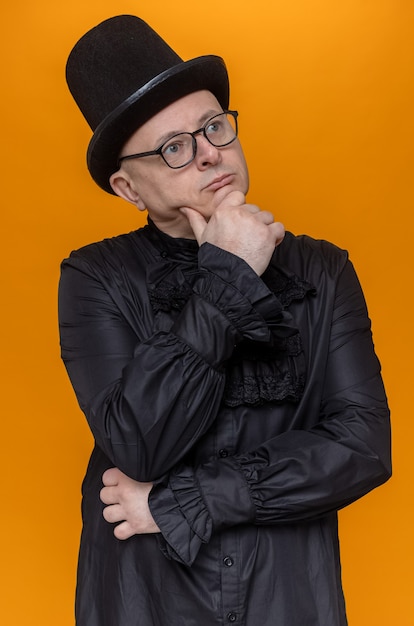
left=149, top=458, right=256, bottom=566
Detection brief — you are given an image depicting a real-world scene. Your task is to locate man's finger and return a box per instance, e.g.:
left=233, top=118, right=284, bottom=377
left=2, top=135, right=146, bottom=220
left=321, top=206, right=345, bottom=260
left=269, top=221, right=286, bottom=246
left=102, top=503, right=123, bottom=523
left=251, top=209, right=274, bottom=223
left=100, top=485, right=119, bottom=505
left=180, top=207, right=208, bottom=242
left=114, top=521, right=135, bottom=541
left=222, top=190, right=246, bottom=207
left=244, top=204, right=261, bottom=214
left=102, top=467, right=120, bottom=486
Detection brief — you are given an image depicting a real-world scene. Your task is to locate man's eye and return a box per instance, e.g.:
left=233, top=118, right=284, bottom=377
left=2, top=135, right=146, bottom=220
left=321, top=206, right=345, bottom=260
left=206, top=121, right=221, bottom=134
left=163, top=141, right=182, bottom=155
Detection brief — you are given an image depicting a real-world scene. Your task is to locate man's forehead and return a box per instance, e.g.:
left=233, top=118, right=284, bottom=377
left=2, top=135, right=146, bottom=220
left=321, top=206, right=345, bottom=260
left=125, top=90, right=222, bottom=148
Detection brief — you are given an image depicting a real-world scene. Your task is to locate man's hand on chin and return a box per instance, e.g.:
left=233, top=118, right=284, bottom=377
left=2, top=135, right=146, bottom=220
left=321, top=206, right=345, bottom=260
left=180, top=191, right=285, bottom=275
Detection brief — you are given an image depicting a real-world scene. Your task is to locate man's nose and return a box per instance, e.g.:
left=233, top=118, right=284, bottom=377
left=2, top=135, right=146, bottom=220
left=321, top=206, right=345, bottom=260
left=194, top=133, right=221, bottom=168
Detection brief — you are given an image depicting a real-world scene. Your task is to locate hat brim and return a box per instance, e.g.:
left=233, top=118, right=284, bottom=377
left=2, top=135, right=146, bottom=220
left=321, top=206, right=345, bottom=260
left=87, top=55, right=229, bottom=194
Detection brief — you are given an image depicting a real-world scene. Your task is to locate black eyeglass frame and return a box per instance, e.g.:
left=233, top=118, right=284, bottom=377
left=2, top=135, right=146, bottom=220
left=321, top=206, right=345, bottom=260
left=117, top=110, right=239, bottom=170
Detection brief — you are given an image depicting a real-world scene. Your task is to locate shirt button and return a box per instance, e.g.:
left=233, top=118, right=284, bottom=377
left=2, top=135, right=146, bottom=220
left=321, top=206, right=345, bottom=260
left=227, top=613, right=237, bottom=622
left=223, top=556, right=234, bottom=567
left=218, top=448, right=228, bottom=458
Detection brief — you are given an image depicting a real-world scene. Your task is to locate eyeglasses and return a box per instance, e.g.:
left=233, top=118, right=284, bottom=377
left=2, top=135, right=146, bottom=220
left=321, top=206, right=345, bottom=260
left=118, top=110, right=239, bottom=170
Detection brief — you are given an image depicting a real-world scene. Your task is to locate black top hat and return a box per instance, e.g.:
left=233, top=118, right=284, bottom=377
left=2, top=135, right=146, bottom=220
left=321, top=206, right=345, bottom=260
left=66, top=15, right=229, bottom=194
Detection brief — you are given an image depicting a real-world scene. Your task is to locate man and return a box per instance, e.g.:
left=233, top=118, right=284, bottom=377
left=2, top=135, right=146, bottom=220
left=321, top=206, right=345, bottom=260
left=60, top=15, right=391, bottom=626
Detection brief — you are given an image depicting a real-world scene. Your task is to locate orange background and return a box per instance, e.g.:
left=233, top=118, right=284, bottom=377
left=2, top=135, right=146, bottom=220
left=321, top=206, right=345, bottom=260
left=1, top=1, right=413, bottom=624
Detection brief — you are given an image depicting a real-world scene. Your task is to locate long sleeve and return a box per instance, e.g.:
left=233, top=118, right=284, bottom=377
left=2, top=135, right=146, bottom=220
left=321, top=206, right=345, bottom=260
left=59, top=237, right=286, bottom=481
left=149, top=257, right=391, bottom=565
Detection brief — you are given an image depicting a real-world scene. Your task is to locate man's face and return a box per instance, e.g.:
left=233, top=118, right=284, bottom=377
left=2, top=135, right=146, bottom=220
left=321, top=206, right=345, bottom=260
left=111, top=90, right=249, bottom=238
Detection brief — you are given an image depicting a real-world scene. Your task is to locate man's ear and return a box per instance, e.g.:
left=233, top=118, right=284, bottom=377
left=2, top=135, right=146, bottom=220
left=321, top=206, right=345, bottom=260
left=109, top=170, right=146, bottom=211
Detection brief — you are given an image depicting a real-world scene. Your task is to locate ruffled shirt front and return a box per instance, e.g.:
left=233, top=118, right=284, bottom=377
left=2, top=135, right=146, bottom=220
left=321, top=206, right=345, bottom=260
left=144, top=219, right=316, bottom=408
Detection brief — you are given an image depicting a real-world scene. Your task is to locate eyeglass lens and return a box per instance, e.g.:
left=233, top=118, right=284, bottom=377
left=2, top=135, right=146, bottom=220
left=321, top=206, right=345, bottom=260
left=161, top=112, right=237, bottom=168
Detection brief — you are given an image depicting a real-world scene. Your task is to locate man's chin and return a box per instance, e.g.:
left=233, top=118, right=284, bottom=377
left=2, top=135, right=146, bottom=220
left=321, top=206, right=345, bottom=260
left=212, top=183, right=243, bottom=209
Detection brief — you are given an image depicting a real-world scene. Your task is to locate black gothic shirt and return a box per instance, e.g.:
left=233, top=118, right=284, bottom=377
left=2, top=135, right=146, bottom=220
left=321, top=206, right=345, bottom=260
left=59, top=221, right=391, bottom=626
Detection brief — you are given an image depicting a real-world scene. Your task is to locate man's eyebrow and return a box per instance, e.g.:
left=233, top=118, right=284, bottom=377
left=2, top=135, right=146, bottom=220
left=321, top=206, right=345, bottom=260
left=154, top=109, right=222, bottom=147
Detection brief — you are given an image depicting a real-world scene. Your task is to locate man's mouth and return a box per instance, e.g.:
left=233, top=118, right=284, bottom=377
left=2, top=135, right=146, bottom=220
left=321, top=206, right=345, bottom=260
left=204, top=173, right=234, bottom=191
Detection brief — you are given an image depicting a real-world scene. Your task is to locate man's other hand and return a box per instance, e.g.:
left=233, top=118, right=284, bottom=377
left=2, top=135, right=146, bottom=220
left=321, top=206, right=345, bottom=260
left=100, top=468, right=160, bottom=539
